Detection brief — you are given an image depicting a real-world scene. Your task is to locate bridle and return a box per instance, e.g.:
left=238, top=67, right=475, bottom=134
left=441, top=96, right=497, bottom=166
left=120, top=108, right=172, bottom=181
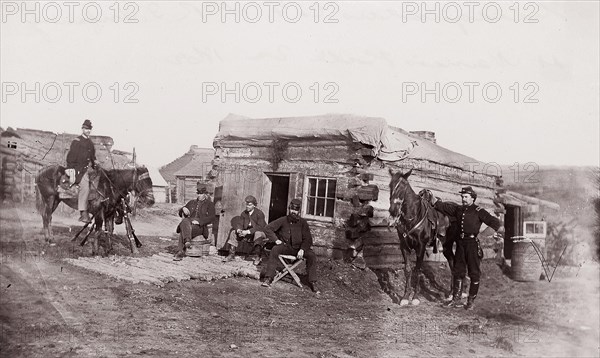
left=389, top=178, right=430, bottom=238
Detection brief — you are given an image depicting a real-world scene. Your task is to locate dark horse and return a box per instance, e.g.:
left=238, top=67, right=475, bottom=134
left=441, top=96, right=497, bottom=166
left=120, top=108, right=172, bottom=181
left=388, top=168, right=451, bottom=306
left=36, top=165, right=155, bottom=255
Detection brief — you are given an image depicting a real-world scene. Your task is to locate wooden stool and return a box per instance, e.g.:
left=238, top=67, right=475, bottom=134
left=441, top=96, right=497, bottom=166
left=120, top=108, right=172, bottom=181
left=272, top=255, right=304, bottom=288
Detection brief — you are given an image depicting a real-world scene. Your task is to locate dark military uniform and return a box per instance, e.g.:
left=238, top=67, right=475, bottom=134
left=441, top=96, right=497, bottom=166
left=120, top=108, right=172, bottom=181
left=264, top=214, right=318, bottom=283
left=67, top=120, right=96, bottom=222
left=435, top=199, right=500, bottom=307
left=66, top=135, right=96, bottom=183
left=176, top=195, right=215, bottom=251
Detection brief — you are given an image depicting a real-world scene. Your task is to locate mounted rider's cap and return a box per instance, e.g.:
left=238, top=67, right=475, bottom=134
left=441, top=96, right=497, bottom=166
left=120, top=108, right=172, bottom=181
left=244, top=195, right=257, bottom=205
left=459, top=186, right=477, bottom=199
left=82, top=119, right=93, bottom=129
left=197, top=182, right=208, bottom=194
left=289, top=198, right=302, bottom=210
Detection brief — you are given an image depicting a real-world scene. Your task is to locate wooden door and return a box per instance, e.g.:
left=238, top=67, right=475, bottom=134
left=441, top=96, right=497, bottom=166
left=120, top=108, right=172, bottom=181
left=216, top=168, right=269, bottom=248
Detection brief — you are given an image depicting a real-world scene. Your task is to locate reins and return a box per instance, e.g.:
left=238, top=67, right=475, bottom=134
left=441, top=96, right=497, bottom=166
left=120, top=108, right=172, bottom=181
left=390, top=180, right=431, bottom=238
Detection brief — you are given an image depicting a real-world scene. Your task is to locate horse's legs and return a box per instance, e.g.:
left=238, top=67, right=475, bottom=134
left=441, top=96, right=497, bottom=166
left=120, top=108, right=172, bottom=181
left=48, top=198, right=60, bottom=240
left=96, top=211, right=111, bottom=256
left=400, top=248, right=413, bottom=306
left=42, top=196, right=58, bottom=243
left=103, top=211, right=115, bottom=255
left=374, top=269, right=401, bottom=304
left=411, top=247, right=426, bottom=305
left=442, top=239, right=456, bottom=300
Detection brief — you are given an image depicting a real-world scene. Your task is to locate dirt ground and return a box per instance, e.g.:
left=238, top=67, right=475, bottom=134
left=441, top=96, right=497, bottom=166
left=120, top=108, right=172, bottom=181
left=1, top=202, right=599, bottom=358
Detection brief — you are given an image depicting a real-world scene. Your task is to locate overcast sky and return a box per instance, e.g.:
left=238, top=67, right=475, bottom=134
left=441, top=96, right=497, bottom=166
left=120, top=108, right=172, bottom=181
left=1, top=1, right=598, bottom=171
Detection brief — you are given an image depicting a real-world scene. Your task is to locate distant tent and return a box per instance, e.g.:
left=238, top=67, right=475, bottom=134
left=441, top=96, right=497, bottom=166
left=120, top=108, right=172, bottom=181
left=146, top=166, right=168, bottom=203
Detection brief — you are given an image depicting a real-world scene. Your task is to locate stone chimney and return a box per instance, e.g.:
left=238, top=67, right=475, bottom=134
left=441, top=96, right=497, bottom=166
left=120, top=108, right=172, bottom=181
left=409, top=131, right=436, bottom=144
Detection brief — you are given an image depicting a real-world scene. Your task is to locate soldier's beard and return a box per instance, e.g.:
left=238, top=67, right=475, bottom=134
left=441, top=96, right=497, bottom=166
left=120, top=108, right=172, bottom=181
left=288, top=212, right=300, bottom=223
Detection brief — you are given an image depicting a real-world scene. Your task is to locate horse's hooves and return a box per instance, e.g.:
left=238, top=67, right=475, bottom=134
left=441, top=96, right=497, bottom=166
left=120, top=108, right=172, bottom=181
left=411, top=299, right=421, bottom=306
left=399, top=299, right=410, bottom=306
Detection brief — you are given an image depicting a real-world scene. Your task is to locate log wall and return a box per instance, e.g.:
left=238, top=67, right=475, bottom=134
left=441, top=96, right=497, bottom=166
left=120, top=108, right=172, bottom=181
left=212, top=138, right=503, bottom=263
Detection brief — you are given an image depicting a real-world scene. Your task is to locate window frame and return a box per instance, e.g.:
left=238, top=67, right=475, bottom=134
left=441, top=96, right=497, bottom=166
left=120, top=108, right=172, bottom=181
left=523, top=221, right=547, bottom=239
left=302, top=175, right=337, bottom=222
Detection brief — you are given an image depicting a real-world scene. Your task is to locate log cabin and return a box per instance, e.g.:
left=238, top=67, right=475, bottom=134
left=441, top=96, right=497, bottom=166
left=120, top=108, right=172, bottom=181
left=209, top=114, right=559, bottom=269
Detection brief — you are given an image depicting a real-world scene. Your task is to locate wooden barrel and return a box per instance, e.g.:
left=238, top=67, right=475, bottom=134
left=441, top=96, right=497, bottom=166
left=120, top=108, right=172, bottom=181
left=511, top=239, right=542, bottom=281
left=187, top=238, right=211, bottom=257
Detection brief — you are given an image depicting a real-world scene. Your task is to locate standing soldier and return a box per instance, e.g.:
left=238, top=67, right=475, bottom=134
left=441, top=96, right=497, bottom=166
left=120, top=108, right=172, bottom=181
left=66, top=119, right=96, bottom=223
left=432, top=186, right=503, bottom=310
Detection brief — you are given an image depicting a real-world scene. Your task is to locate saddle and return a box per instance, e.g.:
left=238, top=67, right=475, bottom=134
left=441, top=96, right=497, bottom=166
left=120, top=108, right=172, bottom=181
left=418, top=189, right=450, bottom=250
left=57, top=168, right=101, bottom=200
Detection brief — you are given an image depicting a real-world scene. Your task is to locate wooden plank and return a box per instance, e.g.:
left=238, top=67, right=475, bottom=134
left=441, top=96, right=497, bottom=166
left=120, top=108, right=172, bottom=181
left=86, top=257, right=172, bottom=285
left=151, top=255, right=217, bottom=280
left=156, top=253, right=233, bottom=279
left=68, top=258, right=164, bottom=286
left=125, top=258, right=191, bottom=282
left=64, top=258, right=149, bottom=285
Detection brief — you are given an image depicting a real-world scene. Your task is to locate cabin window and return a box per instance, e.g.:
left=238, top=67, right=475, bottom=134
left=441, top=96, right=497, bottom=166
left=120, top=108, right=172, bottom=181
left=304, top=177, right=336, bottom=219
left=523, top=221, right=546, bottom=239
left=7, top=141, right=17, bottom=149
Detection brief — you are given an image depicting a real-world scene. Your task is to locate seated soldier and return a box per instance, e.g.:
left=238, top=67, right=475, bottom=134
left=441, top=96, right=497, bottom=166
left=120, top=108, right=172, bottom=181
left=262, top=199, right=320, bottom=294
left=222, top=195, right=268, bottom=265
left=173, top=185, right=215, bottom=261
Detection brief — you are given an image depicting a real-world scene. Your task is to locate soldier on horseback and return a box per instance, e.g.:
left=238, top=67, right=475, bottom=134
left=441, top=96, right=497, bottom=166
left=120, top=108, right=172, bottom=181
left=66, top=119, right=96, bottom=223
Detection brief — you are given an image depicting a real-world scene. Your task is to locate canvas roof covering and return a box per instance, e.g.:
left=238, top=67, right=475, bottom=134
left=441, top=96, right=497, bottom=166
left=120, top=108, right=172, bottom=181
left=160, top=146, right=214, bottom=183
left=146, top=166, right=168, bottom=187
left=216, top=114, right=489, bottom=174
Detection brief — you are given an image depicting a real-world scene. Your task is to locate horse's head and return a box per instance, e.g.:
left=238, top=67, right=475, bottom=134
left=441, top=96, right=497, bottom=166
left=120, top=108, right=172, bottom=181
left=133, top=167, right=155, bottom=207
left=388, top=168, right=413, bottom=218
left=418, top=188, right=433, bottom=202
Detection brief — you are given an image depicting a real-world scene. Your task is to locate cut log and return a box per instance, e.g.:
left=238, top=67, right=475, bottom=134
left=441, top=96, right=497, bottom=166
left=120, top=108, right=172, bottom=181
left=339, top=185, right=379, bottom=201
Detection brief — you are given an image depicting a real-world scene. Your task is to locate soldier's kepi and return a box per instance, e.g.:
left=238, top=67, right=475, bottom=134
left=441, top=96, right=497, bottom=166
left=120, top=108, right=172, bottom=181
left=434, top=186, right=502, bottom=310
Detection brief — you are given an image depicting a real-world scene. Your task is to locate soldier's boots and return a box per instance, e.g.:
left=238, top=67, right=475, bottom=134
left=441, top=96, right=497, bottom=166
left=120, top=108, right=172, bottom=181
left=173, top=250, right=185, bottom=261
left=464, top=296, right=476, bottom=310
left=79, top=210, right=91, bottom=223
left=261, top=277, right=273, bottom=288
left=464, top=280, right=479, bottom=310
left=251, top=245, right=263, bottom=266
left=443, top=278, right=463, bottom=308
left=222, top=246, right=236, bottom=262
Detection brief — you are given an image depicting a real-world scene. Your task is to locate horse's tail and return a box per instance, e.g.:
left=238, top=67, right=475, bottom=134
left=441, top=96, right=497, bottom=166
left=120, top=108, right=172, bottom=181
left=35, top=165, right=58, bottom=215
